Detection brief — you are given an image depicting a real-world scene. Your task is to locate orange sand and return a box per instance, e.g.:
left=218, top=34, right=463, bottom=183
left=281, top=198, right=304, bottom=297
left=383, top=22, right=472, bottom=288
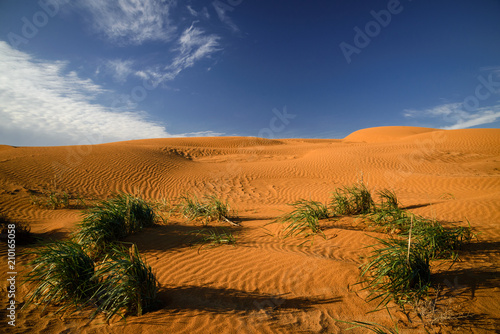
left=0, top=126, right=499, bottom=333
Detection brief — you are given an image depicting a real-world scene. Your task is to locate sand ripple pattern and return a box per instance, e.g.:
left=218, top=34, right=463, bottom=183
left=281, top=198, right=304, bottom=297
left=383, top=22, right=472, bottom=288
left=0, top=127, right=499, bottom=333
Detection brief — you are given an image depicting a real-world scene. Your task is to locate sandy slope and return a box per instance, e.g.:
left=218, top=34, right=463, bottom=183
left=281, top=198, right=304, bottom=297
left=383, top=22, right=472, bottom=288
left=0, top=126, right=499, bottom=333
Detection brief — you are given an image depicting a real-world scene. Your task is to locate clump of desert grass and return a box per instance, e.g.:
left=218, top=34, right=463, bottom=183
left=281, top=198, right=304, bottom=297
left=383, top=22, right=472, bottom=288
left=0, top=214, right=33, bottom=244
left=74, top=193, right=157, bottom=257
left=22, top=241, right=97, bottom=314
left=359, top=236, right=432, bottom=310
left=407, top=218, right=474, bottom=261
left=273, top=183, right=476, bottom=319
left=152, top=198, right=177, bottom=223
left=331, top=183, right=374, bottom=215
left=365, top=190, right=474, bottom=261
left=23, top=193, right=161, bottom=321
left=190, top=227, right=237, bottom=253
left=178, top=194, right=238, bottom=225
left=22, top=241, right=158, bottom=321
left=92, top=244, right=159, bottom=320
left=357, top=189, right=476, bottom=314
left=274, top=200, right=330, bottom=239
left=30, top=189, right=91, bottom=210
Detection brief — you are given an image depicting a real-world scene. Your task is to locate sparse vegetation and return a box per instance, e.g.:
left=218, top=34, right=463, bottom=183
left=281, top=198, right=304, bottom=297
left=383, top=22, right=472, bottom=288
left=376, top=189, right=399, bottom=211
left=22, top=241, right=158, bottom=321
left=407, top=218, right=474, bottom=261
left=22, top=241, right=98, bottom=314
left=272, top=183, right=475, bottom=320
left=74, top=193, right=157, bottom=257
left=152, top=198, right=177, bottom=223
left=359, top=237, right=432, bottom=310
left=274, top=200, right=330, bottom=239
left=178, top=194, right=237, bottom=225
left=366, top=207, right=474, bottom=261
left=22, top=193, right=161, bottom=321
left=18, top=184, right=476, bottom=329
left=331, top=183, right=374, bottom=215
left=190, top=228, right=237, bottom=253
left=413, top=294, right=472, bottom=327
left=92, top=244, right=159, bottom=320
left=355, top=188, right=476, bottom=313
left=30, top=189, right=90, bottom=210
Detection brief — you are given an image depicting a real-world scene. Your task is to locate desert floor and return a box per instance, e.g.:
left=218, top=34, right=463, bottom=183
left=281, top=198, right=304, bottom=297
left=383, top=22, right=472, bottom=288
left=0, top=126, right=499, bottom=333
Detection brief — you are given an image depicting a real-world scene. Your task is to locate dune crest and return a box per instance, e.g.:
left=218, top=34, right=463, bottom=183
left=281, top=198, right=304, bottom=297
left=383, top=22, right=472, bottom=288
left=343, top=126, right=439, bottom=143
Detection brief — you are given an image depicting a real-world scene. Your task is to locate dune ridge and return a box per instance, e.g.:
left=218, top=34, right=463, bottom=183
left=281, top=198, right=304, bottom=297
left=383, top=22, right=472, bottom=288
left=0, top=126, right=499, bottom=333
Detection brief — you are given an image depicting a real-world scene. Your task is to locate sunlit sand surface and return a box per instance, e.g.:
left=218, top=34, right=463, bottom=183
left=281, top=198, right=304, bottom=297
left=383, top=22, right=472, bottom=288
left=0, top=126, right=499, bottom=333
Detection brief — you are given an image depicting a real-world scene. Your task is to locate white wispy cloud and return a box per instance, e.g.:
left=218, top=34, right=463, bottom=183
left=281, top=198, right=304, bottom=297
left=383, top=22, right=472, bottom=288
left=212, top=2, right=239, bottom=33
left=76, top=0, right=177, bottom=45
left=140, top=24, right=221, bottom=84
left=404, top=67, right=500, bottom=129
left=0, top=41, right=173, bottom=146
left=170, top=24, right=220, bottom=74
left=404, top=102, right=500, bottom=130
left=187, top=5, right=210, bottom=19
left=178, top=130, right=225, bottom=137
left=106, top=59, right=134, bottom=83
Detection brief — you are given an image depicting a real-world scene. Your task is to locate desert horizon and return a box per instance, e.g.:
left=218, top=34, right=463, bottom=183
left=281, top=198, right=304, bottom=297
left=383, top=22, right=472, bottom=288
left=0, top=126, right=499, bottom=333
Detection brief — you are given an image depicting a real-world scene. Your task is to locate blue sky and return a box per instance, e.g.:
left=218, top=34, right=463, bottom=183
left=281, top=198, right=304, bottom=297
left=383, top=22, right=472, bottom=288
left=0, top=0, right=499, bottom=146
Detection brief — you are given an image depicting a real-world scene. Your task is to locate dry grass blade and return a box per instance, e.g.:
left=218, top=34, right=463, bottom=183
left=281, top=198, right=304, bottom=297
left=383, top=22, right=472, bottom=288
left=178, top=194, right=238, bottom=225
left=335, top=318, right=400, bottom=333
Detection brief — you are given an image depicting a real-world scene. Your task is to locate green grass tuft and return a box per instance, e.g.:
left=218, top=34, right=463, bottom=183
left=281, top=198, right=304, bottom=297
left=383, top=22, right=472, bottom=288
left=331, top=183, right=374, bottom=215
left=22, top=241, right=98, bottom=314
left=377, top=189, right=399, bottom=211
left=74, top=193, right=156, bottom=257
left=178, top=194, right=235, bottom=225
left=275, top=199, right=330, bottom=239
left=407, top=218, right=474, bottom=261
left=359, top=237, right=431, bottom=310
left=92, top=244, right=159, bottom=320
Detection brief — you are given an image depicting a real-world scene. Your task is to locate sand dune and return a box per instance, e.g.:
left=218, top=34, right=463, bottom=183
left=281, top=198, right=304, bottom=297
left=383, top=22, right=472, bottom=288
left=343, top=126, right=439, bottom=143
left=0, top=126, right=499, bottom=333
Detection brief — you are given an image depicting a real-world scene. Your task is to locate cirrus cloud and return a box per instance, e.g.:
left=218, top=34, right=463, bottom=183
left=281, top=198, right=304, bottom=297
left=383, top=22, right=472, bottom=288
left=404, top=102, right=500, bottom=130
left=71, top=0, right=177, bottom=45
left=0, top=41, right=173, bottom=146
